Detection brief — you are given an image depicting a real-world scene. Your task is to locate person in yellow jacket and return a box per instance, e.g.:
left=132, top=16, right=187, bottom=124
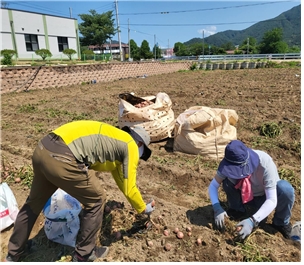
left=5, top=120, right=155, bottom=262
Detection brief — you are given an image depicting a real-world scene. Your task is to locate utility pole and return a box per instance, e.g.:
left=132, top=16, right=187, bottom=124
left=202, top=31, right=204, bottom=61
left=69, top=7, right=72, bottom=18
left=154, top=34, right=156, bottom=60
left=128, top=18, right=131, bottom=61
left=247, top=37, right=249, bottom=56
left=109, top=38, right=113, bottom=60
left=168, top=39, right=170, bottom=57
left=115, top=0, right=123, bottom=61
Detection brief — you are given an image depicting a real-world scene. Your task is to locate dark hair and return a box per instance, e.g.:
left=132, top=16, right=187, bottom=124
left=121, top=126, right=131, bottom=133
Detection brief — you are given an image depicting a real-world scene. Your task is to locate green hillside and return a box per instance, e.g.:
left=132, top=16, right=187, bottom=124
left=184, top=4, right=300, bottom=47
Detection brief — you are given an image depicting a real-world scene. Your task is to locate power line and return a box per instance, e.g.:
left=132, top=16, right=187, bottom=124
left=119, top=1, right=293, bottom=16
left=120, top=26, right=153, bottom=36
left=121, top=18, right=289, bottom=27
left=7, top=1, right=70, bottom=17
left=5, top=1, right=115, bottom=18
left=92, top=2, right=115, bottom=13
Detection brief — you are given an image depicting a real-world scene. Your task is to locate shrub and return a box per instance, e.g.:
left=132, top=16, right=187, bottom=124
left=63, top=48, right=77, bottom=60
left=0, top=49, right=16, bottom=65
left=189, top=62, right=197, bottom=70
left=35, top=49, right=52, bottom=60
left=82, top=50, right=94, bottom=55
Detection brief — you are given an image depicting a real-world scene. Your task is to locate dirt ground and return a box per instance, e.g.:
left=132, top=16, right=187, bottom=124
left=0, top=65, right=301, bottom=262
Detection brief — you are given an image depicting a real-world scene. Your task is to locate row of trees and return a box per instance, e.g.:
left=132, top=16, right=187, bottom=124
left=78, top=9, right=300, bottom=61
left=173, top=28, right=300, bottom=57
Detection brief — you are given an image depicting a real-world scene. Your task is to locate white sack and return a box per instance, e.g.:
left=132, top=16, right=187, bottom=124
left=118, top=92, right=175, bottom=142
left=173, top=106, right=238, bottom=160
left=0, top=183, right=19, bottom=231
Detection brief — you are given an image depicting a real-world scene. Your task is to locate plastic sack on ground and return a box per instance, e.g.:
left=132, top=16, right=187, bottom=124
left=118, top=92, right=175, bottom=142
left=173, top=106, right=238, bottom=160
left=0, top=183, right=19, bottom=231
left=43, top=189, right=82, bottom=247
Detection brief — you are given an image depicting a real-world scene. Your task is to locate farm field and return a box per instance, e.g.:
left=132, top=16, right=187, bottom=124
left=0, top=65, right=301, bottom=262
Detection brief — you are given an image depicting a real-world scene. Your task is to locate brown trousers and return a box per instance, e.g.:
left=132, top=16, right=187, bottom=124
left=8, top=134, right=106, bottom=258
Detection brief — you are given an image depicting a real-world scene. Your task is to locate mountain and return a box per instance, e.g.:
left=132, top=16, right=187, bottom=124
left=184, top=4, right=301, bottom=47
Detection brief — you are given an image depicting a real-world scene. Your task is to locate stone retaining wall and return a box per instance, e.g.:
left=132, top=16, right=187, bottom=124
left=0, top=61, right=192, bottom=94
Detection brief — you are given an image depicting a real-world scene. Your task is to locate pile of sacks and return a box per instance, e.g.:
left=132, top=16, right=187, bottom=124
left=118, top=92, right=238, bottom=161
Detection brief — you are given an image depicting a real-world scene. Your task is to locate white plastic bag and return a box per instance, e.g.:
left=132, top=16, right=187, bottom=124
left=43, top=189, right=82, bottom=247
left=0, top=183, right=19, bottom=231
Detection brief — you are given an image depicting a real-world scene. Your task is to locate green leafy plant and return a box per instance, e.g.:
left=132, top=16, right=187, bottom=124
left=18, top=104, right=38, bottom=113
left=35, top=49, right=52, bottom=61
left=259, top=122, right=282, bottom=138
left=63, top=48, right=77, bottom=60
left=189, top=62, right=197, bottom=70
left=1, top=49, right=16, bottom=65
left=236, top=239, right=271, bottom=262
left=278, top=168, right=301, bottom=193
left=265, top=61, right=278, bottom=68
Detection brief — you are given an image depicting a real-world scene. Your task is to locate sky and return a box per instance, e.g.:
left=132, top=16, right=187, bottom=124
left=3, top=0, right=301, bottom=49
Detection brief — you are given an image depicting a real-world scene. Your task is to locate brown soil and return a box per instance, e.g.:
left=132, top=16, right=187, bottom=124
left=0, top=66, right=301, bottom=262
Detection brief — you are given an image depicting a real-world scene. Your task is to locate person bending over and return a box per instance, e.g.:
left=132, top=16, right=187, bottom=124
left=5, top=120, right=155, bottom=262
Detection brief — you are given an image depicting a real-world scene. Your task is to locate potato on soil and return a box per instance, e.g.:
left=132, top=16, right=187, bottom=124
left=147, top=240, right=153, bottom=247
left=164, top=243, right=171, bottom=251
left=14, top=177, right=21, bottom=183
left=176, top=231, right=184, bottom=239
left=163, top=229, right=170, bottom=236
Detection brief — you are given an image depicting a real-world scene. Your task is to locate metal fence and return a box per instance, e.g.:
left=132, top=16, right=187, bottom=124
left=163, top=53, right=301, bottom=62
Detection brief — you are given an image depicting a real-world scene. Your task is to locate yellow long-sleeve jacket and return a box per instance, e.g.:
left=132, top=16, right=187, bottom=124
left=53, top=120, right=146, bottom=213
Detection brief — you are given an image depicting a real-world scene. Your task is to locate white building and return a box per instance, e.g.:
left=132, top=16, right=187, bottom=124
left=1, top=8, right=81, bottom=60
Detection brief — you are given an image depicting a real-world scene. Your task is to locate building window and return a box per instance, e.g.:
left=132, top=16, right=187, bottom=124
left=58, top=37, right=68, bottom=52
left=24, top=34, right=39, bottom=51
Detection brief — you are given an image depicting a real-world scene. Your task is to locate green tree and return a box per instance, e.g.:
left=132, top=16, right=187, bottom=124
left=259, top=28, right=288, bottom=54
left=78, top=10, right=116, bottom=49
left=130, top=39, right=140, bottom=60
left=0, top=49, right=16, bottom=65
left=63, top=48, right=77, bottom=60
left=35, top=49, right=52, bottom=60
left=239, top=37, right=258, bottom=54
left=139, top=40, right=153, bottom=59
left=288, top=45, right=301, bottom=53
left=216, top=47, right=227, bottom=55
left=152, top=44, right=161, bottom=59
left=189, top=43, right=204, bottom=56
left=220, top=41, right=235, bottom=51
left=173, top=42, right=188, bottom=56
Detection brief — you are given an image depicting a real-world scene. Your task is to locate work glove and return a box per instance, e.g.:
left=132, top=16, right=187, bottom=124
left=235, top=218, right=255, bottom=240
left=144, top=199, right=155, bottom=216
left=213, top=203, right=228, bottom=232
